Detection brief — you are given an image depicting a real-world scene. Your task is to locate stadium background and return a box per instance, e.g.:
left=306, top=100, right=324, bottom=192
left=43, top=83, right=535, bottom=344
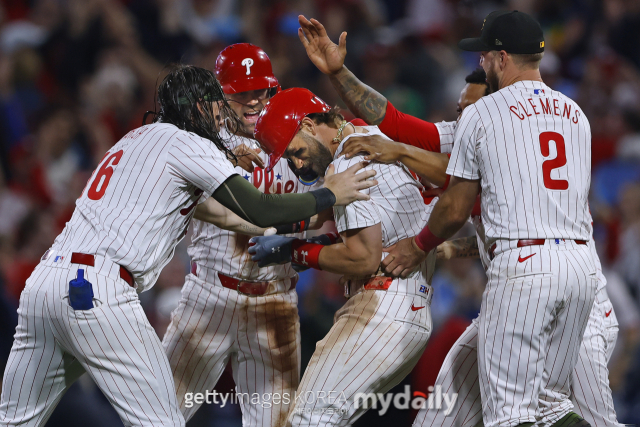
left=0, top=0, right=639, bottom=425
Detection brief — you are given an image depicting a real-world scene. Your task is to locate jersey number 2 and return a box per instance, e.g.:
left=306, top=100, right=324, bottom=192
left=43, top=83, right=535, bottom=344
left=87, top=150, right=124, bottom=200
left=539, top=132, right=568, bottom=190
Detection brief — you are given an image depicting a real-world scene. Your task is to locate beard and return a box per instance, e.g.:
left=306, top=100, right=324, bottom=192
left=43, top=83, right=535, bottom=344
left=298, top=132, right=334, bottom=177
left=485, top=60, right=500, bottom=94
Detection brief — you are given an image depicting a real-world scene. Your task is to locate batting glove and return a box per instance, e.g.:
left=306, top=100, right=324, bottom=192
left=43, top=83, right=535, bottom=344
left=306, top=231, right=341, bottom=246
left=289, top=232, right=341, bottom=272
left=248, top=235, right=297, bottom=267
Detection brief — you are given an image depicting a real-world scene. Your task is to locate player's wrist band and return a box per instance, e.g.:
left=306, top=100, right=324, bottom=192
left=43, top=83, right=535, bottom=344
left=310, top=188, right=336, bottom=213
left=274, top=219, right=311, bottom=235
left=323, top=231, right=341, bottom=244
left=442, top=174, right=451, bottom=190
left=414, top=225, right=447, bottom=253
left=291, top=240, right=324, bottom=270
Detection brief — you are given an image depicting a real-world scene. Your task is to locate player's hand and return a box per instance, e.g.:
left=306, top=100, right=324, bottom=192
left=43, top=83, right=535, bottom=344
left=248, top=235, right=296, bottom=267
left=324, top=161, right=377, bottom=206
left=231, top=144, right=265, bottom=172
left=381, top=237, right=428, bottom=278
left=341, top=135, right=404, bottom=164
left=436, top=241, right=455, bottom=260
left=298, top=15, right=346, bottom=75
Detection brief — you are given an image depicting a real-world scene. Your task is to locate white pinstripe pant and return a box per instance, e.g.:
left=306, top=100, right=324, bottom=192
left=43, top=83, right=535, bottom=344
left=413, top=287, right=621, bottom=427
left=476, top=241, right=597, bottom=427
left=286, top=286, right=432, bottom=427
left=162, top=273, right=300, bottom=426
left=0, top=263, right=184, bottom=427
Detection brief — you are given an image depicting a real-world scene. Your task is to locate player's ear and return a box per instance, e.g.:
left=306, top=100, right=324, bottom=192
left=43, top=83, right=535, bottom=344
left=300, top=117, right=317, bottom=135
left=500, top=51, right=509, bottom=69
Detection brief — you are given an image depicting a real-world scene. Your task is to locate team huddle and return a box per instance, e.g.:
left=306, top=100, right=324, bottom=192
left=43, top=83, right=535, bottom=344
left=0, top=9, right=622, bottom=427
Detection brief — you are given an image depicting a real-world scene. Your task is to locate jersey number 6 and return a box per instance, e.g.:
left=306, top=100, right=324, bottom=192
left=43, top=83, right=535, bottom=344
left=539, top=132, right=568, bottom=190
left=86, top=150, right=124, bottom=200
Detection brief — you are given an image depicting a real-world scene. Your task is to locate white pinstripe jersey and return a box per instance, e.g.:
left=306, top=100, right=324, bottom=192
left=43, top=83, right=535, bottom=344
left=447, top=80, right=592, bottom=242
left=332, top=126, right=430, bottom=282
left=437, top=118, right=604, bottom=291
left=50, top=123, right=237, bottom=291
left=188, top=131, right=319, bottom=281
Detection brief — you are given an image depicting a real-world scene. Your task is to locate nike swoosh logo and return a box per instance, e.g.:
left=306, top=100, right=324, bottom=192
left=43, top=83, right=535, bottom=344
left=518, top=253, right=536, bottom=263
left=605, top=309, right=612, bottom=318
left=411, top=304, right=425, bottom=311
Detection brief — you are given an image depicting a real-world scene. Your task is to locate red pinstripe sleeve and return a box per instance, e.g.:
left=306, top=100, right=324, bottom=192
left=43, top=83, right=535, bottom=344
left=378, top=101, right=441, bottom=152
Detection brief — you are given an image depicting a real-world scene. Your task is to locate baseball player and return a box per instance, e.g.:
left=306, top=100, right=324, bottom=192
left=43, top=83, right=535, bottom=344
left=0, top=65, right=376, bottom=427
left=299, top=15, right=622, bottom=427
left=161, top=44, right=327, bottom=426
left=330, top=68, right=621, bottom=427
left=299, top=15, right=622, bottom=426
left=247, top=87, right=437, bottom=426
left=376, top=11, right=598, bottom=427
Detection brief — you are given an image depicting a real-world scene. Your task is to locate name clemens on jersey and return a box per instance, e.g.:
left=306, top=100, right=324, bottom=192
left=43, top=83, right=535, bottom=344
left=509, top=97, right=581, bottom=124
left=244, top=167, right=297, bottom=194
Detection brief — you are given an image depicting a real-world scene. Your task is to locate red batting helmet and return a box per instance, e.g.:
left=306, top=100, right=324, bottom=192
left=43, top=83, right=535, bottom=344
left=254, top=88, right=331, bottom=172
left=215, top=43, right=279, bottom=94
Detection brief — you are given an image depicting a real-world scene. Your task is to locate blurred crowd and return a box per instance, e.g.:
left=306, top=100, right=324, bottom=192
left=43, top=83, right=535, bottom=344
left=0, top=0, right=639, bottom=425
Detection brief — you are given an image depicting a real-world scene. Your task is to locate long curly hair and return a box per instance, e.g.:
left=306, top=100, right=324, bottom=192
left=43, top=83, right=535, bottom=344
left=146, top=64, right=241, bottom=162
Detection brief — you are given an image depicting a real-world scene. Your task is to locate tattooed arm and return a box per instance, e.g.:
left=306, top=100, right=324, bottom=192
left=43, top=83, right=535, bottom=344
left=328, top=67, right=387, bottom=125
left=437, top=236, right=480, bottom=260
left=298, top=15, right=442, bottom=152
left=297, top=15, right=387, bottom=125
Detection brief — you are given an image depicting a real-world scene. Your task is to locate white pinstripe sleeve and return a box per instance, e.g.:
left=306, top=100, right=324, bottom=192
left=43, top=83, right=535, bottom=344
left=435, top=120, right=456, bottom=154
left=446, top=106, right=484, bottom=180
left=166, top=133, right=238, bottom=197
left=334, top=200, right=381, bottom=233
left=331, top=157, right=381, bottom=233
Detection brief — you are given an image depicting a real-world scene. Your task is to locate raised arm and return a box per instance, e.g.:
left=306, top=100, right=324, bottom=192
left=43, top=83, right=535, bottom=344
left=298, top=15, right=441, bottom=152
left=328, top=66, right=388, bottom=126
left=297, top=15, right=387, bottom=125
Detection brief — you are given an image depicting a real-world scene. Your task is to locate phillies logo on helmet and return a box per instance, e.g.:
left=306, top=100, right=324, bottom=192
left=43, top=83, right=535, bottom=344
left=215, top=44, right=279, bottom=94
left=254, top=88, right=332, bottom=173
left=241, top=58, right=254, bottom=75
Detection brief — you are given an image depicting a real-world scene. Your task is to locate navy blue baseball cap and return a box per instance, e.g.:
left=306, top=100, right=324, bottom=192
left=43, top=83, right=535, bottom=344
left=458, top=11, right=545, bottom=54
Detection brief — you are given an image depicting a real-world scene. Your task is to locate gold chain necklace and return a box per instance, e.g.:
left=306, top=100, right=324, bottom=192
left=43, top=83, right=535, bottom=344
left=332, top=120, right=349, bottom=143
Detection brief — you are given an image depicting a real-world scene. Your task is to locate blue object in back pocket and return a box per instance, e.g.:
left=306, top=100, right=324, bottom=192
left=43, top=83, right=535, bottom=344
left=69, top=269, right=94, bottom=310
